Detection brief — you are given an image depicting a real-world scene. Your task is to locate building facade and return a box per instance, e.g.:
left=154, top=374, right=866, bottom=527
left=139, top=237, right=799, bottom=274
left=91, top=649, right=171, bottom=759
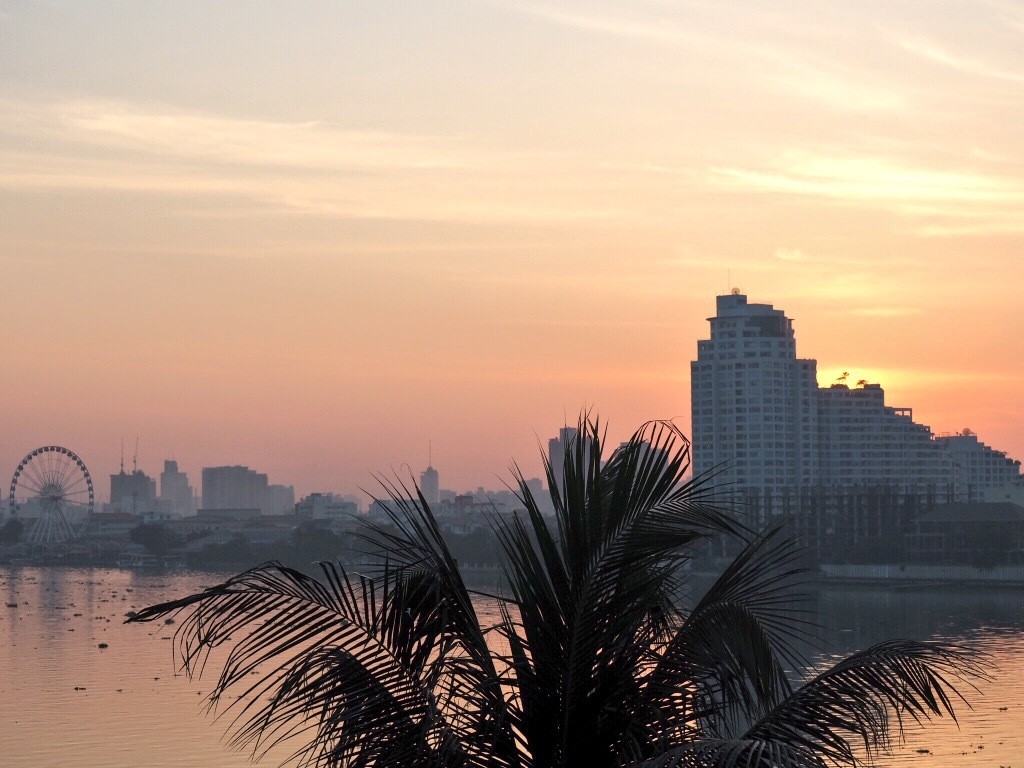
left=295, top=492, right=357, bottom=521
left=159, top=460, right=194, bottom=515
left=420, top=465, right=440, bottom=506
left=202, top=465, right=269, bottom=512
left=690, top=292, right=1020, bottom=543
left=814, top=384, right=951, bottom=494
left=935, top=431, right=1022, bottom=502
left=109, top=469, right=157, bottom=514
left=690, top=291, right=819, bottom=490
left=265, top=484, right=296, bottom=516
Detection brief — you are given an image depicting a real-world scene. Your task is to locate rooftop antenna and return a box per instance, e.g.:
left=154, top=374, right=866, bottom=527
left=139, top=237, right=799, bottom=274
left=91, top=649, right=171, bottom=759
left=120, top=438, right=124, bottom=474
left=133, top=437, right=139, bottom=474
left=428, top=440, right=432, bottom=469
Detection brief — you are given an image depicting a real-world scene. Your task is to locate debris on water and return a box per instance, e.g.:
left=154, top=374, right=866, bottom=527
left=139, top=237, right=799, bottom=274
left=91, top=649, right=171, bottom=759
left=6, top=603, right=17, bottom=608
left=74, top=686, right=86, bottom=691
left=999, top=706, right=1008, bottom=711
left=98, top=643, right=108, bottom=649
left=164, top=618, right=175, bottom=625
left=915, top=748, right=930, bottom=754
left=125, top=611, right=137, bottom=618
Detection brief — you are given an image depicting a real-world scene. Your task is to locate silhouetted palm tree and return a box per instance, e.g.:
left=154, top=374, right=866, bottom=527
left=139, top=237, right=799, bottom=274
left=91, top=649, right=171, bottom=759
left=130, top=417, right=983, bottom=768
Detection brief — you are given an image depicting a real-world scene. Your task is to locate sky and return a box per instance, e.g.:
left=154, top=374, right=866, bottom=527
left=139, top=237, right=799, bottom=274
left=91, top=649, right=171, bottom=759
left=1, top=0, right=1023, bottom=500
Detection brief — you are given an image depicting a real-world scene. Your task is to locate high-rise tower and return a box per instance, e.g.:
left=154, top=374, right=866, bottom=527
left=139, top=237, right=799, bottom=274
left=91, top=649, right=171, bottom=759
left=159, top=460, right=194, bottom=514
left=690, top=291, right=819, bottom=489
left=420, top=465, right=440, bottom=506
left=690, top=292, right=1007, bottom=498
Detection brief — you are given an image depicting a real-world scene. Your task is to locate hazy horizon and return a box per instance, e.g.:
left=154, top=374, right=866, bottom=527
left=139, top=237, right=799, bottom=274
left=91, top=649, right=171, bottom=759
left=2, top=1, right=1022, bottom=497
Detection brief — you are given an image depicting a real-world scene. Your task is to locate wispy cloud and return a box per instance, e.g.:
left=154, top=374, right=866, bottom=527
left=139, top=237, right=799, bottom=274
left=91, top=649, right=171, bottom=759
left=774, top=247, right=805, bottom=262
left=0, top=99, right=501, bottom=172
left=891, top=33, right=1024, bottom=84
left=843, top=306, right=923, bottom=317
left=712, top=152, right=1024, bottom=204
left=709, top=149, right=1024, bottom=236
left=0, top=98, right=623, bottom=224
left=482, top=0, right=700, bottom=45
left=766, top=58, right=907, bottom=112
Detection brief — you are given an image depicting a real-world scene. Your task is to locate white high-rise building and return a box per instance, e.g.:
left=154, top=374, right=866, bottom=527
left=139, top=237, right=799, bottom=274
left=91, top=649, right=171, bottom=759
left=935, top=431, right=1022, bottom=501
left=814, top=383, right=951, bottom=494
left=690, top=291, right=819, bottom=489
left=691, top=292, right=1017, bottom=498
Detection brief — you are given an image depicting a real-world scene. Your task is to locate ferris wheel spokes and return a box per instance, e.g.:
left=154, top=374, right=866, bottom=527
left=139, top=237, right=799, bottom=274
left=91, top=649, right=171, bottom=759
left=10, top=446, right=95, bottom=548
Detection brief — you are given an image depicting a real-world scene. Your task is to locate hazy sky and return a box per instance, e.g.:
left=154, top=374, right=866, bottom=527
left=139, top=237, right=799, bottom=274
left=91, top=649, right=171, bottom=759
left=2, top=1, right=1023, bottom=499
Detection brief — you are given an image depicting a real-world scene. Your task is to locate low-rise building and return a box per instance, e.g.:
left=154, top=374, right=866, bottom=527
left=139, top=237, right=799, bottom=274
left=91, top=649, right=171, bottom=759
left=295, top=493, right=357, bottom=522
left=906, top=502, right=1024, bottom=566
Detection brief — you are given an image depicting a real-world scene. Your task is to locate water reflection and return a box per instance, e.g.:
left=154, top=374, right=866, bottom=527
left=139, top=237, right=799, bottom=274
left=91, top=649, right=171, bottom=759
left=0, top=567, right=1021, bottom=768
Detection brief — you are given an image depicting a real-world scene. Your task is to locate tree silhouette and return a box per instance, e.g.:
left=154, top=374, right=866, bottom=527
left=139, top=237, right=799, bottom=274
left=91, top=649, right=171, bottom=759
left=130, top=417, right=983, bottom=768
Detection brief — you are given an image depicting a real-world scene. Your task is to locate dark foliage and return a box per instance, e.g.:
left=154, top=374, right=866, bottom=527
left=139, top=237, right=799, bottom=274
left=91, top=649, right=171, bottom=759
left=130, top=523, right=183, bottom=555
left=130, top=416, right=985, bottom=768
left=0, top=517, right=24, bottom=544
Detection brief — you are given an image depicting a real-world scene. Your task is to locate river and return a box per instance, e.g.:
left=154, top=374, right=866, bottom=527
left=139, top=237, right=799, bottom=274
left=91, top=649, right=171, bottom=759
left=1, top=566, right=1022, bottom=767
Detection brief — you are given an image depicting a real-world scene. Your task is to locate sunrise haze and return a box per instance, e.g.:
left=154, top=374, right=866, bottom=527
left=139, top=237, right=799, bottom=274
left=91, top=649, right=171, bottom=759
left=1, top=1, right=1022, bottom=497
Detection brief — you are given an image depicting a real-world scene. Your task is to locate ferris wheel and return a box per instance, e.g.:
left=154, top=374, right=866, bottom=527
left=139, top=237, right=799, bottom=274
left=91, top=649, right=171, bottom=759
left=10, top=446, right=95, bottom=546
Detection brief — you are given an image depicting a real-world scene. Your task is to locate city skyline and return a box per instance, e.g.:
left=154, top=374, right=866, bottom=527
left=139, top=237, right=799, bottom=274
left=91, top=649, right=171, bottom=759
left=4, top=286, right=1021, bottom=502
left=2, top=2, right=1023, bottom=495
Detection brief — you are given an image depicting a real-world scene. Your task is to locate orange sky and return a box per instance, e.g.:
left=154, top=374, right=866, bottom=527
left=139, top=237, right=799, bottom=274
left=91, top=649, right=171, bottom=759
left=1, top=1, right=1022, bottom=499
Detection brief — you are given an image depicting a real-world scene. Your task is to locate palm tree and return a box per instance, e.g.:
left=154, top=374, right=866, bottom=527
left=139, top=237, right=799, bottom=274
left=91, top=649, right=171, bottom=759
left=130, top=417, right=983, bottom=768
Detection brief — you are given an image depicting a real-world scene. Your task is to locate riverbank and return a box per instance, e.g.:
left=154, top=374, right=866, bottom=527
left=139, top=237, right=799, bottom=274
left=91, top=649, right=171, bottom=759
left=820, top=563, right=1024, bottom=586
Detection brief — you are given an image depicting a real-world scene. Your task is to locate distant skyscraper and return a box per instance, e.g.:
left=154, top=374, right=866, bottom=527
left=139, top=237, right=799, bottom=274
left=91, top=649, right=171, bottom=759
left=266, top=484, right=296, bottom=515
left=159, top=460, right=193, bottom=514
left=420, top=465, right=440, bottom=506
left=547, top=426, right=594, bottom=489
left=110, top=469, right=157, bottom=514
left=202, top=466, right=269, bottom=512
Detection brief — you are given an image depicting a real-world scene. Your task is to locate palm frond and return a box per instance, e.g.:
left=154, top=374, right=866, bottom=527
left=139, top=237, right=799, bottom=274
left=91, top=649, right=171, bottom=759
left=128, top=560, right=498, bottom=768
left=353, top=478, right=524, bottom=767
left=739, top=639, right=986, bottom=766
left=494, top=417, right=747, bottom=767
left=626, top=737, right=828, bottom=768
left=637, top=525, right=810, bottom=758
left=130, top=413, right=986, bottom=768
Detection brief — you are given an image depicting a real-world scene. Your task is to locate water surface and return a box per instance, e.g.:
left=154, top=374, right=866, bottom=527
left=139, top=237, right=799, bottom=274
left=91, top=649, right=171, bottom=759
left=1, top=567, right=1021, bottom=767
